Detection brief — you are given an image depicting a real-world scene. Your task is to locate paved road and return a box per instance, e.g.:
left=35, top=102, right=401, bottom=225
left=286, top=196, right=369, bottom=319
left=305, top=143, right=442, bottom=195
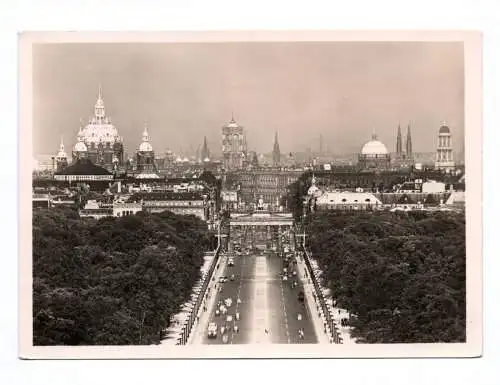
left=199, top=252, right=318, bottom=344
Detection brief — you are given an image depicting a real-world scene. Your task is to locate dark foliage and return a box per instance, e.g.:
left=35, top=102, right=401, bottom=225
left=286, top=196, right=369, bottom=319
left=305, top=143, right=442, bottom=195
left=285, top=171, right=313, bottom=220
left=33, top=208, right=211, bottom=345
left=306, top=210, right=466, bottom=343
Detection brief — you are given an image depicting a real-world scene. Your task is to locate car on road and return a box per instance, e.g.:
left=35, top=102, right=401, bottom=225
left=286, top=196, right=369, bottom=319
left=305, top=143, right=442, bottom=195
left=207, top=322, right=218, bottom=338
left=230, top=274, right=235, bottom=281
left=226, top=315, right=233, bottom=323
left=222, top=334, right=229, bottom=344
left=283, top=275, right=288, bottom=281
left=228, top=258, right=234, bottom=266
left=219, top=276, right=227, bottom=283
left=224, top=298, right=233, bottom=307
left=297, top=291, right=305, bottom=302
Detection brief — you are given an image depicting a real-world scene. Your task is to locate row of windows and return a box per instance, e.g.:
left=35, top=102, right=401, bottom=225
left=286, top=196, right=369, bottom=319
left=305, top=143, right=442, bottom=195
left=143, top=201, right=204, bottom=207
left=54, top=175, right=113, bottom=181
left=115, top=210, right=138, bottom=217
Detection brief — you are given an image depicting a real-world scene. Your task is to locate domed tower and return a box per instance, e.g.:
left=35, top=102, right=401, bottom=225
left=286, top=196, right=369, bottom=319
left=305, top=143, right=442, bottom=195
left=435, top=121, right=455, bottom=172
left=136, top=122, right=156, bottom=173
left=77, top=85, right=124, bottom=171
left=358, top=130, right=391, bottom=170
left=55, top=137, right=68, bottom=172
left=72, top=122, right=88, bottom=161
left=221, top=113, right=247, bottom=170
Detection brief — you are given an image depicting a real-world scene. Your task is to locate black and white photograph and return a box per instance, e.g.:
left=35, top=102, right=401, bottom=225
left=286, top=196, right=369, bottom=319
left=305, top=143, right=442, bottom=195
left=18, top=31, right=482, bottom=359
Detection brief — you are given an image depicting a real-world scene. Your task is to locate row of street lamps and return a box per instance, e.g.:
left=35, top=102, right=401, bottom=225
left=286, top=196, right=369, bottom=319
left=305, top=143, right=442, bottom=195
left=176, top=220, right=225, bottom=345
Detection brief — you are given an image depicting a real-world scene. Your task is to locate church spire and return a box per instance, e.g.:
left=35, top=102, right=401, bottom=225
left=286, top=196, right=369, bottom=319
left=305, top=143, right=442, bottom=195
left=396, top=122, right=403, bottom=155
left=406, top=122, right=413, bottom=159
left=201, top=136, right=210, bottom=161
left=273, top=131, right=281, bottom=166
left=371, top=128, right=378, bottom=140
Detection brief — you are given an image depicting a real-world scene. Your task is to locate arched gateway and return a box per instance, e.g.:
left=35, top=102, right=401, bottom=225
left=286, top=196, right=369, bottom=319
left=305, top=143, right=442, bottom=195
left=228, top=211, right=295, bottom=253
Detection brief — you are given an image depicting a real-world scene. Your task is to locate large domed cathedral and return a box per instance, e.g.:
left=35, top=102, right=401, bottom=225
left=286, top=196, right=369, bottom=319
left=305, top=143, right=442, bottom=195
left=358, top=131, right=391, bottom=170
left=71, top=86, right=124, bottom=172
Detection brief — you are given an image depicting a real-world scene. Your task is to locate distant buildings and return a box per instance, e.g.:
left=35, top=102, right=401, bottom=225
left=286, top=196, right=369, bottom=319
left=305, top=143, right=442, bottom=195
left=224, top=169, right=303, bottom=209
left=128, top=191, right=212, bottom=221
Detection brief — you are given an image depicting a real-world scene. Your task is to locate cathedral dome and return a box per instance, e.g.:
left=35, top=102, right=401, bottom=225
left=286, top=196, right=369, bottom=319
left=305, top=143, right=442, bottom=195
left=361, top=135, right=388, bottom=156
left=73, top=141, right=87, bottom=152
left=80, top=86, right=121, bottom=145
left=81, top=121, right=120, bottom=144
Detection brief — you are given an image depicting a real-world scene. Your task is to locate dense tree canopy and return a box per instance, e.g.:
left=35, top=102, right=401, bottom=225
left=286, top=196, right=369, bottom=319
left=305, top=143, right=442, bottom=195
left=33, top=207, right=212, bottom=345
left=285, top=171, right=312, bottom=220
left=305, top=210, right=466, bottom=343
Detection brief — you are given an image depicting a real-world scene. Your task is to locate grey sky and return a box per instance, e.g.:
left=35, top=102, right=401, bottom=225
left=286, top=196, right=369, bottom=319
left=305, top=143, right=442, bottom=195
left=32, top=42, right=464, bottom=157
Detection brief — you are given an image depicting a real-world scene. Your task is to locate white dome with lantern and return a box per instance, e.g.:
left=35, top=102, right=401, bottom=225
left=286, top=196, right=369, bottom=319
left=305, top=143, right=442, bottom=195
left=138, top=123, right=153, bottom=152
left=56, top=138, right=67, bottom=159
left=79, top=86, right=122, bottom=145
left=361, top=132, right=389, bottom=156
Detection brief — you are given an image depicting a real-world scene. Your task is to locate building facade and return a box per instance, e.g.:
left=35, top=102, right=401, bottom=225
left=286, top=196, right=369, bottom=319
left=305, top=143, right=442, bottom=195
left=227, top=169, right=303, bottom=209
left=128, top=191, right=212, bottom=221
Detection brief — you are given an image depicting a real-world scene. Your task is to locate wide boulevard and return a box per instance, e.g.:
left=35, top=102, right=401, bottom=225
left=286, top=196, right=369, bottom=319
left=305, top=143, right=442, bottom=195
left=193, top=247, right=318, bottom=345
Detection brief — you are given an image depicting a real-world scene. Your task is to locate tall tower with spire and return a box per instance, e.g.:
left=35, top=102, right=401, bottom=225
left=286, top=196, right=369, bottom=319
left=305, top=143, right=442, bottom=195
left=201, top=136, right=210, bottom=162
left=396, top=123, right=403, bottom=157
left=221, top=113, right=247, bottom=170
left=405, top=122, right=413, bottom=161
left=273, top=131, right=281, bottom=167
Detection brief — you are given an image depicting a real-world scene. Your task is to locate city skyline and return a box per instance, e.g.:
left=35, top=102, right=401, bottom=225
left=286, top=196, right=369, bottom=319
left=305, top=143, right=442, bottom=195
left=33, top=42, right=464, bottom=158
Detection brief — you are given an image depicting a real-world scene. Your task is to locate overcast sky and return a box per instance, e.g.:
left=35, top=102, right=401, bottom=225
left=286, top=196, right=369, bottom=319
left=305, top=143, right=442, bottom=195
left=32, top=42, right=464, bottom=157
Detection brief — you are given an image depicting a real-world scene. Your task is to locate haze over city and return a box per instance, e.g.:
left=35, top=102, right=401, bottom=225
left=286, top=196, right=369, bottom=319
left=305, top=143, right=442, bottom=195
left=32, top=41, right=464, bottom=157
